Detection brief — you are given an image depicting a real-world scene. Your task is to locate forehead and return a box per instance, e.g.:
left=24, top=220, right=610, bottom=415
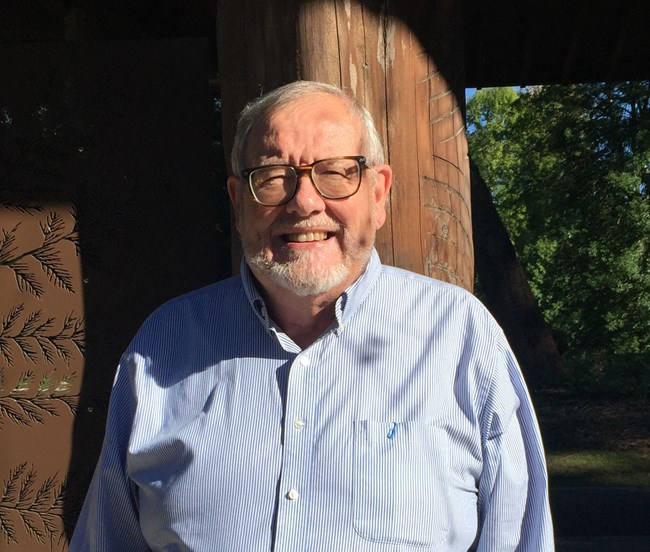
left=245, top=94, right=363, bottom=163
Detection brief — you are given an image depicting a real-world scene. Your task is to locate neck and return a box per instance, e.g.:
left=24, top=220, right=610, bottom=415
left=253, top=275, right=343, bottom=349
left=273, top=299, right=336, bottom=349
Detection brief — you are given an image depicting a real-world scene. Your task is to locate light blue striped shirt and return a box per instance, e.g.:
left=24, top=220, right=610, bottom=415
left=71, top=250, right=554, bottom=551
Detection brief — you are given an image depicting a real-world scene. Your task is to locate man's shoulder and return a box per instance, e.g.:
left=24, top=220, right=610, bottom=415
left=373, top=264, right=507, bottom=360
left=141, top=275, right=244, bottom=327
left=372, top=263, right=496, bottom=326
left=378, top=264, right=475, bottom=301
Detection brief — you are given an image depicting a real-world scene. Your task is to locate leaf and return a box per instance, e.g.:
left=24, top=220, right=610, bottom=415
left=0, top=340, right=13, bottom=367
left=0, top=466, right=66, bottom=544
left=32, top=475, right=58, bottom=511
left=19, top=509, right=46, bottom=543
left=1, top=304, right=24, bottom=334
left=56, top=394, right=79, bottom=415
left=0, top=510, right=17, bottom=544
left=13, top=398, right=46, bottom=424
left=13, top=371, right=34, bottom=393
left=11, top=262, right=44, bottom=298
left=20, top=311, right=44, bottom=335
left=33, top=247, right=74, bottom=293
left=29, top=397, right=60, bottom=417
left=38, top=372, right=54, bottom=394
left=40, top=511, right=61, bottom=539
left=1, top=463, right=27, bottom=504
left=0, top=400, right=31, bottom=426
left=52, top=482, right=67, bottom=511
left=0, top=225, right=20, bottom=263
left=16, top=468, right=36, bottom=508
left=54, top=376, right=71, bottom=394
left=14, top=336, right=38, bottom=364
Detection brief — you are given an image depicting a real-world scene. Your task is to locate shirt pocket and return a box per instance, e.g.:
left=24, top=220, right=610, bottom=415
left=353, top=420, right=450, bottom=548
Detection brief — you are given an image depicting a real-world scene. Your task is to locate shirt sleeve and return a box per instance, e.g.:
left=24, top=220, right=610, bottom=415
left=68, top=355, right=151, bottom=551
left=475, top=328, right=555, bottom=551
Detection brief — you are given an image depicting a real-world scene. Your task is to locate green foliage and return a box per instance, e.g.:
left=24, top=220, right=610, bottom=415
left=468, top=83, right=650, bottom=364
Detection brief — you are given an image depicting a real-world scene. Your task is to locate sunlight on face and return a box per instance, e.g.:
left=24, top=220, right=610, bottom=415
left=243, top=201, right=377, bottom=297
left=235, top=94, right=384, bottom=298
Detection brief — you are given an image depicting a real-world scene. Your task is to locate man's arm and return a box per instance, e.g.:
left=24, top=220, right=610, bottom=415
left=69, top=357, right=151, bottom=551
left=476, top=333, right=554, bottom=551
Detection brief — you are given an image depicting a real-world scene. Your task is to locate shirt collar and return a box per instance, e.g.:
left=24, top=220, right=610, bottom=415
left=240, top=258, right=272, bottom=329
left=240, top=249, right=383, bottom=335
left=333, top=249, right=382, bottom=333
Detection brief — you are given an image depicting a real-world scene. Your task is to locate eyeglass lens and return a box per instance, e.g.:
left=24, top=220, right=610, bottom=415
left=249, top=158, right=362, bottom=205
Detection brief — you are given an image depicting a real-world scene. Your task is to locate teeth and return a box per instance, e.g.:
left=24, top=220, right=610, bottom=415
left=287, top=231, right=328, bottom=242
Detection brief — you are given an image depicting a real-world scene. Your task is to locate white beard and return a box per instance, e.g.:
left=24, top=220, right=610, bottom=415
left=240, top=201, right=377, bottom=297
left=246, top=247, right=354, bottom=297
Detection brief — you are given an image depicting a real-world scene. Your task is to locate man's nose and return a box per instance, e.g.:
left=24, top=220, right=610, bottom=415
left=286, top=172, right=326, bottom=216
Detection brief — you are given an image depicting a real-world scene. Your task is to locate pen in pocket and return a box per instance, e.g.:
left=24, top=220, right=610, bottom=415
left=387, top=422, right=398, bottom=439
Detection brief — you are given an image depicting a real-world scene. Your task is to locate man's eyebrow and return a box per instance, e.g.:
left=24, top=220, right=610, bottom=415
left=259, top=160, right=287, bottom=166
left=251, top=156, right=287, bottom=167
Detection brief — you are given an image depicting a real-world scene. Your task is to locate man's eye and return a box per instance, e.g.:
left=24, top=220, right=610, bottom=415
left=320, top=169, right=355, bottom=181
left=323, top=169, right=347, bottom=177
left=258, top=175, right=289, bottom=188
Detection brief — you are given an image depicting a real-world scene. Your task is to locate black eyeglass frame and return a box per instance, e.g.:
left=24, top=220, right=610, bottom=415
left=240, top=155, right=368, bottom=206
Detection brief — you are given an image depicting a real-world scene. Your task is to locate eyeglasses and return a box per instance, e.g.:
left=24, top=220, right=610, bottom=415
left=241, top=156, right=367, bottom=206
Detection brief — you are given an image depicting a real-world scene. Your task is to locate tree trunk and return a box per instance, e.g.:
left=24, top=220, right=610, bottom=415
left=471, top=163, right=564, bottom=387
left=217, top=0, right=473, bottom=290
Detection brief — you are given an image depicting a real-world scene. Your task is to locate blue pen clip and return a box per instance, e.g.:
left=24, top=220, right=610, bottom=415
left=387, top=422, right=398, bottom=439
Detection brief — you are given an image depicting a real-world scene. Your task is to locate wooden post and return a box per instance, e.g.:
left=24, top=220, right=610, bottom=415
left=217, top=0, right=473, bottom=290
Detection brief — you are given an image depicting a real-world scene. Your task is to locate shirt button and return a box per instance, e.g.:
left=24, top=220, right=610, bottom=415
left=298, top=355, right=310, bottom=366
left=294, top=418, right=306, bottom=430
left=286, top=488, right=300, bottom=501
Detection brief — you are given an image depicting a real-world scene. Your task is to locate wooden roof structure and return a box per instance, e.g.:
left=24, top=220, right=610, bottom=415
left=464, top=0, right=650, bottom=87
left=2, top=0, right=648, bottom=87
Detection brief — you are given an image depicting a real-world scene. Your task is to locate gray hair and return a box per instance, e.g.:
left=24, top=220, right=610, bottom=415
left=230, top=80, right=385, bottom=176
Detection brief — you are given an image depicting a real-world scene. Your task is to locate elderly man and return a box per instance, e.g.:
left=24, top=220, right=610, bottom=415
left=70, top=81, right=554, bottom=551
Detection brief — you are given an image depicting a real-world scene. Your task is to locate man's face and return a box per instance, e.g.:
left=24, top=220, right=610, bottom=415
left=227, top=93, right=391, bottom=299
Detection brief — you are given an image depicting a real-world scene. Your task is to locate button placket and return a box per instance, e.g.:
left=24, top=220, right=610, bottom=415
left=274, top=346, right=321, bottom=549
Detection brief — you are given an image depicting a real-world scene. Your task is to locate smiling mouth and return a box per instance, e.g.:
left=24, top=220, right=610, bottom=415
left=282, top=231, right=333, bottom=243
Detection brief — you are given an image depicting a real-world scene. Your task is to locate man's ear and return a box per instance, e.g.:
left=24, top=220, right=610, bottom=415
left=372, top=164, right=392, bottom=230
left=227, top=176, right=242, bottom=225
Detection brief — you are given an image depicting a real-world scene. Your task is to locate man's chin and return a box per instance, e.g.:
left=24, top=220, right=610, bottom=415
left=275, top=273, right=347, bottom=297
left=248, top=254, right=350, bottom=297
